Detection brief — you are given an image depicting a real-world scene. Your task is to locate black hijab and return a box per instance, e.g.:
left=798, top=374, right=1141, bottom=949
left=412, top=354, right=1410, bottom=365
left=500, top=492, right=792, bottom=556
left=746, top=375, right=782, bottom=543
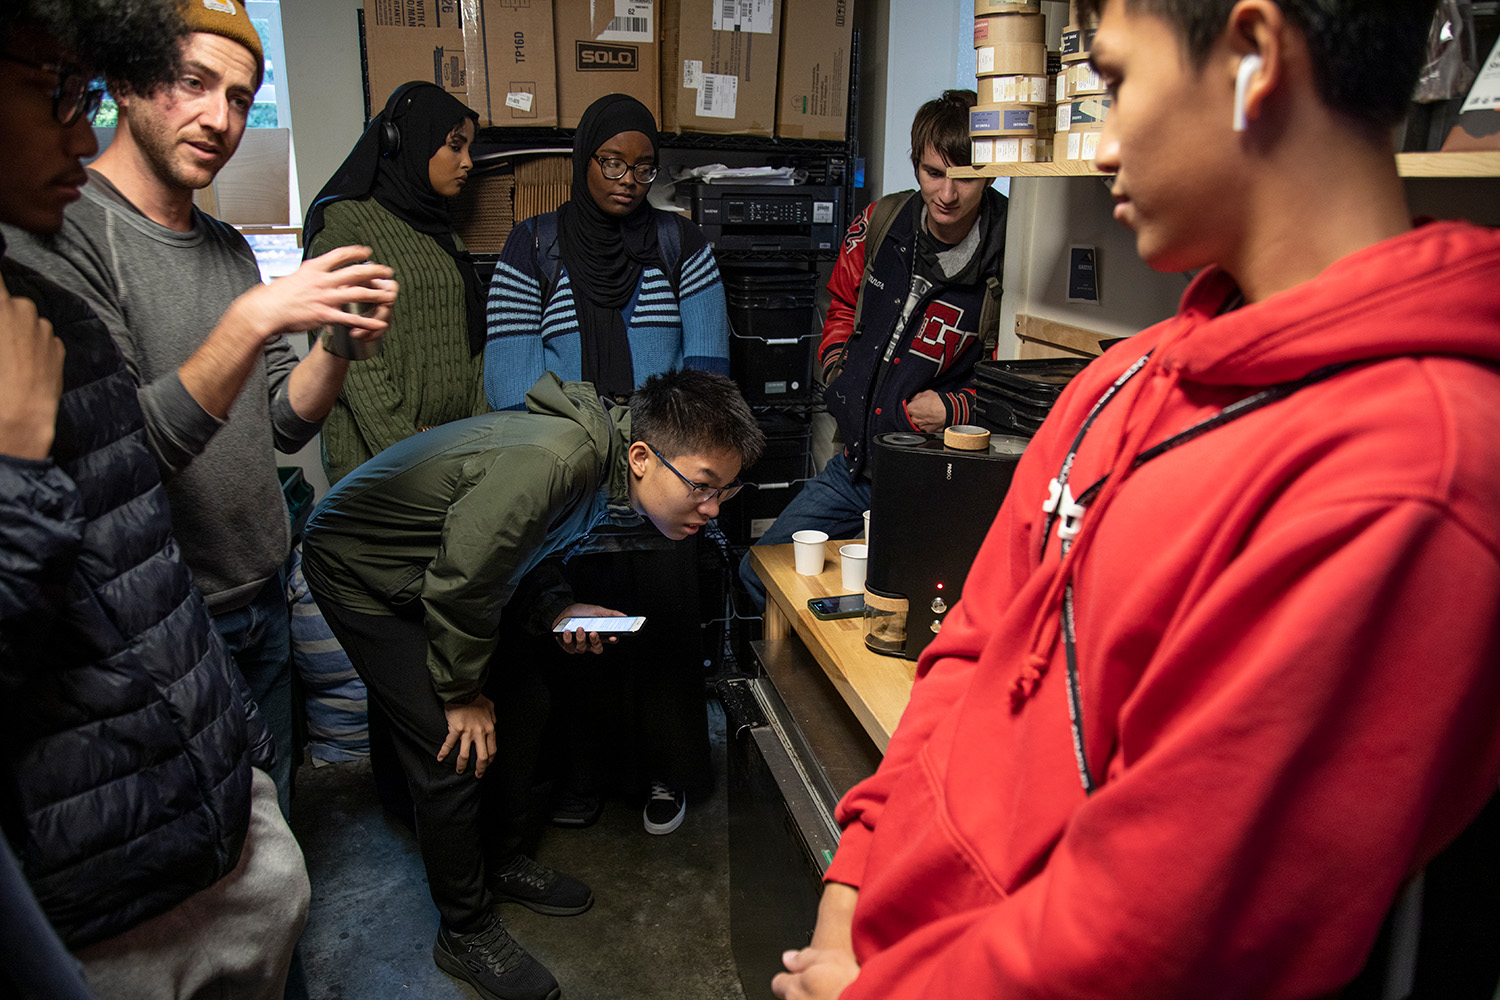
left=558, top=93, right=661, bottom=401
left=303, top=82, right=486, bottom=357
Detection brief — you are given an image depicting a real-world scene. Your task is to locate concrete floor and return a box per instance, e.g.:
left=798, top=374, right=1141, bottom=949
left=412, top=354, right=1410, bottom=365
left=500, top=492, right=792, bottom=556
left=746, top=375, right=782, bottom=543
left=290, top=698, right=748, bottom=1000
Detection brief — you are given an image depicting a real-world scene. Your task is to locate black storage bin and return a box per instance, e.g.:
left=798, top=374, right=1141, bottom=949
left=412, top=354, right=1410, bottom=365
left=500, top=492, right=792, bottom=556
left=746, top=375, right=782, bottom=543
left=718, top=412, right=812, bottom=546
left=723, top=268, right=820, bottom=403
left=971, top=358, right=1090, bottom=438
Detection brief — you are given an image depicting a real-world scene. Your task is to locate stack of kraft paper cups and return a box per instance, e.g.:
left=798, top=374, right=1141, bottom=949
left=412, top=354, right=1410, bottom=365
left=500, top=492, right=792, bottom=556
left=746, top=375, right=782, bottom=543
left=970, top=0, right=1051, bottom=167
left=1054, top=0, right=1111, bottom=164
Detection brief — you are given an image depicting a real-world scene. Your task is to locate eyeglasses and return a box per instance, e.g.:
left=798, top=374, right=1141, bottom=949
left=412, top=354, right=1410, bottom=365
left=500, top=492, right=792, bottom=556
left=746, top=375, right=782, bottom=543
left=0, top=52, right=105, bottom=127
left=593, top=155, right=658, bottom=185
left=652, top=449, right=743, bottom=503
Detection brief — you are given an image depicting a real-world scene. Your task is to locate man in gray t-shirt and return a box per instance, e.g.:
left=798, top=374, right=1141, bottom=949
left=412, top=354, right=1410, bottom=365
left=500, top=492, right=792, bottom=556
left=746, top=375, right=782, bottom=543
left=1, top=0, right=396, bottom=817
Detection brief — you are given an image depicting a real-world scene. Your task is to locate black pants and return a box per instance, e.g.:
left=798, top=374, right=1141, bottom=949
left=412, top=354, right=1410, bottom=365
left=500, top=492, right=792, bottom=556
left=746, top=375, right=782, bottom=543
left=550, top=535, right=713, bottom=802
left=316, top=599, right=549, bottom=931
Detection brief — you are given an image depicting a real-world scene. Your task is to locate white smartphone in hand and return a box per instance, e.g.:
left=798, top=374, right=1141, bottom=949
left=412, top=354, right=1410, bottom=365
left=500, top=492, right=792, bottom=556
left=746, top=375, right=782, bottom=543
left=552, top=616, right=646, bottom=633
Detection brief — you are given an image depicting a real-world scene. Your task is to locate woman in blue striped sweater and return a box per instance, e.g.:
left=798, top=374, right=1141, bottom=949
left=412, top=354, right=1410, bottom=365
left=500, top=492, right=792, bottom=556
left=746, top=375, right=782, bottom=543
left=484, top=94, right=733, bottom=837
left=484, top=94, right=729, bottom=410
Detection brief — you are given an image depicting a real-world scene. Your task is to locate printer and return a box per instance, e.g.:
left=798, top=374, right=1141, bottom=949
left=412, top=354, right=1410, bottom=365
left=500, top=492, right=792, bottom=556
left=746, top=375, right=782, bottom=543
left=691, top=184, right=843, bottom=252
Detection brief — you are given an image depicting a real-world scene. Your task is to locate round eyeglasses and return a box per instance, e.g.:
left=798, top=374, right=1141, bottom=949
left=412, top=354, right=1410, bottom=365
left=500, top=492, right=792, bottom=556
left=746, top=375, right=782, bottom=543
left=593, top=155, right=658, bottom=185
left=652, top=449, right=743, bottom=504
left=0, top=52, right=105, bottom=127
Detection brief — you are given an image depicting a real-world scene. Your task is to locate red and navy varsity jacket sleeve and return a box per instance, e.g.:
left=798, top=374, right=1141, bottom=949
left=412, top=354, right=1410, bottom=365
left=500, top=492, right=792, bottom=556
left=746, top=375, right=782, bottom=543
left=820, top=203, right=876, bottom=384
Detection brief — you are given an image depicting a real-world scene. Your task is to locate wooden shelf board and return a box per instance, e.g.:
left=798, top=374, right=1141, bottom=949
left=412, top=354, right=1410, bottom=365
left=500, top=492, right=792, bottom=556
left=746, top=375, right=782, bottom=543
left=1395, top=151, right=1500, bottom=178
left=952, top=151, right=1500, bottom=180
left=951, top=160, right=1109, bottom=178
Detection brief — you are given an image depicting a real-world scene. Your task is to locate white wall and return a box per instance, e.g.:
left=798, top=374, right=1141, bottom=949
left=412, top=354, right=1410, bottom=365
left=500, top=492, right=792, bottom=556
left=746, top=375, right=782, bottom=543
left=281, top=0, right=370, bottom=219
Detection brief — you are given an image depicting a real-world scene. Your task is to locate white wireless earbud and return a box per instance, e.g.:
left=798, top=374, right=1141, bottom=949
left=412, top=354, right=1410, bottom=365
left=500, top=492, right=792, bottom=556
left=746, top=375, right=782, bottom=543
left=1234, top=53, right=1264, bottom=133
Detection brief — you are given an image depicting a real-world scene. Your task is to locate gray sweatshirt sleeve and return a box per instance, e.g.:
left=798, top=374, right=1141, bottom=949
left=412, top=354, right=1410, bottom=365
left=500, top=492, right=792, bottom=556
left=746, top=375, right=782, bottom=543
left=264, top=335, right=322, bottom=453
left=2, top=216, right=226, bottom=479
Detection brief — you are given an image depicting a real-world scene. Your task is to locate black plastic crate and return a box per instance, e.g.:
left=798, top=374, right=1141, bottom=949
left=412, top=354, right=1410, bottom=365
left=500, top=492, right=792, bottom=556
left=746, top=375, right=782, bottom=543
left=719, top=413, right=812, bottom=545
left=723, top=267, right=820, bottom=403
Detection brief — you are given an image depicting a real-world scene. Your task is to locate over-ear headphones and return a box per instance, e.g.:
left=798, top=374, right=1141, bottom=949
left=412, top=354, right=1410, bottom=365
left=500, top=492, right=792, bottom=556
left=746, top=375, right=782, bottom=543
left=1233, top=53, right=1263, bottom=133
left=378, top=82, right=426, bottom=157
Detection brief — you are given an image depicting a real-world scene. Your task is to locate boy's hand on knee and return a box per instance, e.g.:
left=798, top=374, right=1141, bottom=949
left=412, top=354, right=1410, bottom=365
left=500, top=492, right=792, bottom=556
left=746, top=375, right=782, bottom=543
left=439, top=693, right=497, bottom=777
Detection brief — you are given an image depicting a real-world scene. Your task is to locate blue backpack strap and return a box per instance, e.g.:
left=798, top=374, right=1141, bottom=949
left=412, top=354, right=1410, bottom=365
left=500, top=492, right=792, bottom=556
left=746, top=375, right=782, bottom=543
left=656, top=211, right=682, bottom=297
left=534, top=211, right=561, bottom=301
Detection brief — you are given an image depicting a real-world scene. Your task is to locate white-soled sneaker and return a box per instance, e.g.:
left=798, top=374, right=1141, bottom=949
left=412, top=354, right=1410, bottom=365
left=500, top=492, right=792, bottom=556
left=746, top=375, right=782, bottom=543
left=643, top=780, right=686, bottom=835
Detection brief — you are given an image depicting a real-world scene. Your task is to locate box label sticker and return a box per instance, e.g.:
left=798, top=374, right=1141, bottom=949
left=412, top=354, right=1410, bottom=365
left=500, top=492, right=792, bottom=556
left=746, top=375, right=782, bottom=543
left=976, top=46, right=995, bottom=75
left=600, top=0, right=653, bottom=42
left=505, top=90, right=535, bottom=112
left=813, top=201, right=834, bottom=224
left=433, top=46, right=466, bottom=89
left=576, top=40, right=639, bottom=71
left=697, top=72, right=739, bottom=118
left=713, top=0, right=774, bottom=34
left=1461, top=35, right=1500, bottom=113
left=1057, top=102, right=1072, bottom=131
left=1003, top=109, right=1034, bottom=130
left=683, top=59, right=702, bottom=89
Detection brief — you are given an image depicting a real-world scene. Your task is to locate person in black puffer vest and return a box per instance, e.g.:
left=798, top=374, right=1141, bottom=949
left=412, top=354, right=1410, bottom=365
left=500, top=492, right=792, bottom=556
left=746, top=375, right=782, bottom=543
left=0, top=3, right=309, bottom=998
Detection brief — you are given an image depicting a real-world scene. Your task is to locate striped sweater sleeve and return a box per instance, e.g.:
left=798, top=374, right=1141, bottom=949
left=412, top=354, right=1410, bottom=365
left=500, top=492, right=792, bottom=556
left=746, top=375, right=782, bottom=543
left=485, top=220, right=549, bottom=411
left=675, top=242, right=731, bottom=376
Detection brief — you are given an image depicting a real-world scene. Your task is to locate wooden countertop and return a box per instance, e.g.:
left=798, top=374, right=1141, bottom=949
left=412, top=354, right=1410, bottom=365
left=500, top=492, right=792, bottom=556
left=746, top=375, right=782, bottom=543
left=750, top=542, right=917, bottom=753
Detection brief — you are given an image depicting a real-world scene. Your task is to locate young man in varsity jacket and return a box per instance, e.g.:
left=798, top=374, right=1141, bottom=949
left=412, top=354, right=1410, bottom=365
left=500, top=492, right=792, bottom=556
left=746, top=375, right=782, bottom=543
left=740, top=89, right=1007, bottom=608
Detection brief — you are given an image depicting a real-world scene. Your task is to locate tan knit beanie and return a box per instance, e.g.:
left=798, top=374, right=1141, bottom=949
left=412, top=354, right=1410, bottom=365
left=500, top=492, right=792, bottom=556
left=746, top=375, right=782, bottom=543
left=180, top=0, right=265, bottom=90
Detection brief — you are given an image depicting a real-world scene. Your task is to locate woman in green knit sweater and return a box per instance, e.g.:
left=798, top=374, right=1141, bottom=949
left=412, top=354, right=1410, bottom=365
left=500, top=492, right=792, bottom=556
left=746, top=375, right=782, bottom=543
left=303, top=81, right=488, bottom=485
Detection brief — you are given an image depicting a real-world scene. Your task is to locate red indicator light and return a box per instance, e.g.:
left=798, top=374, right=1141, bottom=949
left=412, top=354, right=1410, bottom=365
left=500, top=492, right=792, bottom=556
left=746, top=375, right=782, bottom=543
left=936, top=582, right=944, bottom=589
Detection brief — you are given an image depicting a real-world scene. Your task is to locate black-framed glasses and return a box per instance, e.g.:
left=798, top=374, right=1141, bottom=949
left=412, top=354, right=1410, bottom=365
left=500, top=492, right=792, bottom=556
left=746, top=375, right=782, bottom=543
left=652, top=449, right=743, bottom=503
left=0, top=52, right=105, bottom=127
left=593, top=155, right=658, bottom=185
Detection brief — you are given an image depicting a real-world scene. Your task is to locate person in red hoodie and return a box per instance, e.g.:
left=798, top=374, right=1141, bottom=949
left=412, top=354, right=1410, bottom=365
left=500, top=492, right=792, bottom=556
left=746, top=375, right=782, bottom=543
left=773, top=1, right=1500, bottom=998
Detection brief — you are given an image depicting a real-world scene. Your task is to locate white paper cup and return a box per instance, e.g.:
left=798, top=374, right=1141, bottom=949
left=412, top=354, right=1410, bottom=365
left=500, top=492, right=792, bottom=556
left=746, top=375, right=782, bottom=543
left=792, top=529, right=829, bottom=576
left=863, top=509, right=871, bottom=541
left=840, top=543, right=868, bottom=592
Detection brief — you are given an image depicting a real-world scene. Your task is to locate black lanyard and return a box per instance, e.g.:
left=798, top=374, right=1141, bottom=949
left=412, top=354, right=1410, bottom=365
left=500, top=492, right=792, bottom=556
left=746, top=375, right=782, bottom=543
left=1042, top=357, right=1354, bottom=795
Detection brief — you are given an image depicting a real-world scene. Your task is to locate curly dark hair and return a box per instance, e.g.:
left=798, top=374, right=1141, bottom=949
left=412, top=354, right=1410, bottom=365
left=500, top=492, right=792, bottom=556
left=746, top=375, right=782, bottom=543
left=1, top=0, right=186, bottom=95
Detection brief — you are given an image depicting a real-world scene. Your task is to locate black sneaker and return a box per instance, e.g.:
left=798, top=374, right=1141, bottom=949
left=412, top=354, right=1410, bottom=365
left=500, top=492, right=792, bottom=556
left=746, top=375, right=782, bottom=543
left=489, top=853, right=594, bottom=916
left=643, top=780, right=686, bottom=835
left=549, top=788, right=604, bottom=828
left=433, top=913, right=559, bottom=1000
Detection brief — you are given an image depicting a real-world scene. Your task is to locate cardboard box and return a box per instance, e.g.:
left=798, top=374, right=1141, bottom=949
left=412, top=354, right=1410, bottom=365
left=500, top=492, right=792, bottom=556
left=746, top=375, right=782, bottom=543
left=775, top=0, right=853, bottom=141
left=363, top=0, right=471, bottom=114
left=554, top=0, right=660, bottom=129
left=975, top=0, right=1039, bottom=12
left=661, top=0, right=781, bottom=136
left=973, top=12, right=1045, bottom=47
left=469, top=0, right=557, bottom=126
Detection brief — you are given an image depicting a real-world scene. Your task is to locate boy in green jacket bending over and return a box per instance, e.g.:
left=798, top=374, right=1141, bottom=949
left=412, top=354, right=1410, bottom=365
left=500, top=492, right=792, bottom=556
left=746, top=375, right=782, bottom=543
left=302, top=368, right=761, bottom=1000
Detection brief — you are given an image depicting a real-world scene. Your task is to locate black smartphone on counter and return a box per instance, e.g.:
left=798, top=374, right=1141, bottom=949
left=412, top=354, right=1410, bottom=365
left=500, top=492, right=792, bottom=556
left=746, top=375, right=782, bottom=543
left=808, top=594, right=866, bottom=620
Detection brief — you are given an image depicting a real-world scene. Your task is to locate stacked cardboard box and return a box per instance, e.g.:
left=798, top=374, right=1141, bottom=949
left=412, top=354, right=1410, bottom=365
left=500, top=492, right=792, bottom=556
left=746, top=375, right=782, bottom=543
left=362, top=0, right=470, bottom=113
left=1054, top=1, right=1107, bottom=162
left=554, top=0, right=659, bottom=128
left=660, top=0, right=780, bottom=137
left=362, top=0, right=858, bottom=139
left=362, top=0, right=558, bottom=127
left=775, top=0, right=854, bottom=141
left=969, top=1, right=1048, bottom=166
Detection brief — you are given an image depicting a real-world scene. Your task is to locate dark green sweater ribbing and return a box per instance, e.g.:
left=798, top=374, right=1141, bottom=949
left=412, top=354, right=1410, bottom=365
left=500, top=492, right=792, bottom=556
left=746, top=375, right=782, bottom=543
left=310, top=198, right=485, bottom=485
